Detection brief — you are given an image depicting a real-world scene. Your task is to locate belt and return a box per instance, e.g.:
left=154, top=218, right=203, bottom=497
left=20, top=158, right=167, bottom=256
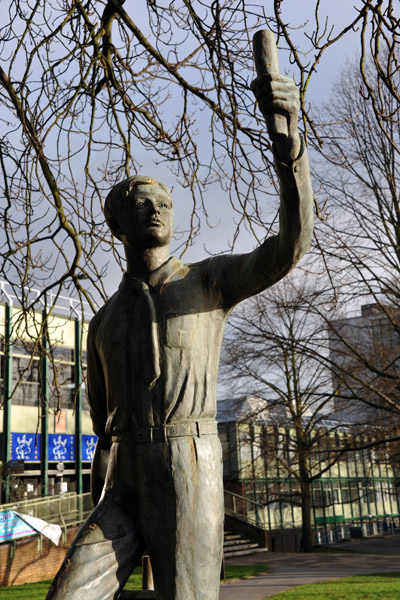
left=111, top=421, right=218, bottom=444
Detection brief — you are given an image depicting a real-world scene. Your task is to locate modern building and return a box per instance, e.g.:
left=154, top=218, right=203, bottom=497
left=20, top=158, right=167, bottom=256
left=328, top=303, right=400, bottom=423
left=218, top=397, right=400, bottom=543
left=0, top=282, right=96, bottom=503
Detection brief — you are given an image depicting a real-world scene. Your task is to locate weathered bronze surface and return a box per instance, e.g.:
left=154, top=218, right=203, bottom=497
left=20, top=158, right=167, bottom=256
left=46, top=34, right=313, bottom=600
left=119, top=592, right=156, bottom=599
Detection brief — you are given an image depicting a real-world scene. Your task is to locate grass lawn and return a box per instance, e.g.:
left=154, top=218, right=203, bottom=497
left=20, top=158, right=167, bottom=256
left=224, top=563, right=268, bottom=580
left=0, top=563, right=267, bottom=598
left=268, top=573, right=400, bottom=600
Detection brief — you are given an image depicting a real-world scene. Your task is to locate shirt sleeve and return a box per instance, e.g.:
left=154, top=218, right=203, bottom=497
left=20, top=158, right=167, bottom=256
left=86, top=314, right=108, bottom=440
left=207, top=140, right=314, bottom=310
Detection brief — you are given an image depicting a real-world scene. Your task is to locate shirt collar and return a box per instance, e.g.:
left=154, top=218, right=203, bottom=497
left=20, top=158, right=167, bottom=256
left=118, top=256, right=189, bottom=301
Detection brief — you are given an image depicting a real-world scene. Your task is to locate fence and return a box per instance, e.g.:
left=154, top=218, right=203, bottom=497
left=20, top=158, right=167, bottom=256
left=0, top=492, right=93, bottom=535
left=315, top=516, right=400, bottom=545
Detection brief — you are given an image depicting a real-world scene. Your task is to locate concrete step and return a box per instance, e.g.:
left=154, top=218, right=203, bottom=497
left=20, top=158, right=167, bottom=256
left=225, top=541, right=259, bottom=550
left=223, top=527, right=266, bottom=557
left=224, top=533, right=242, bottom=541
left=224, top=537, right=249, bottom=547
left=225, top=546, right=268, bottom=558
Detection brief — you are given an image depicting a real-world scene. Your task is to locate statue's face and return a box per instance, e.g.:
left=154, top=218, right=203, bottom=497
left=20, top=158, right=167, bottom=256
left=118, top=183, right=174, bottom=249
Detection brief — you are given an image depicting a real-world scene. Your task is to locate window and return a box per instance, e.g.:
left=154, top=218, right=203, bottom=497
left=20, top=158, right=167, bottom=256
left=11, top=341, right=40, bottom=406
left=313, top=481, right=339, bottom=507
left=46, top=345, right=75, bottom=410
left=341, top=481, right=360, bottom=504
left=360, top=481, right=377, bottom=505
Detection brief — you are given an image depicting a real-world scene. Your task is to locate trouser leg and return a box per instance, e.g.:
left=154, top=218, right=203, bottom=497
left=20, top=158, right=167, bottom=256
left=46, top=491, right=145, bottom=600
left=133, top=435, right=224, bottom=600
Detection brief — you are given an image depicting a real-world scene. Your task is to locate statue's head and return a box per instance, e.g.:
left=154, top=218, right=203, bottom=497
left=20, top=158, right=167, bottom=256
left=104, top=175, right=173, bottom=249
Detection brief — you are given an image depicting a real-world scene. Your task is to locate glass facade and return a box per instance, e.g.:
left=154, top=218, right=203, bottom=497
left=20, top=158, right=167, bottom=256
left=220, top=421, right=400, bottom=539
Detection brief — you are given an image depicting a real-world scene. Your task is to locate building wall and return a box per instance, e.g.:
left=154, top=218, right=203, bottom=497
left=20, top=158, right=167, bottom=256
left=8, top=406, right=94, bottom=437
left=329, top=304, right=400, bottom=423
left=1, top=299, right=96, bottom=502
left=0, top=527, right=78, bottom=586
left=222, top=421, right=400, bottom=532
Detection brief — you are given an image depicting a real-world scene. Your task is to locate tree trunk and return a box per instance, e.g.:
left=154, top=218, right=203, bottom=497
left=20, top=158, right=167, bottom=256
left=301, top=481, right=314, bottom=552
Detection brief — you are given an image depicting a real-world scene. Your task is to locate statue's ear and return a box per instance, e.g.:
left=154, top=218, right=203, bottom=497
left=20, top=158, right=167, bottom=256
left=108, top=217, right=123, bottom=241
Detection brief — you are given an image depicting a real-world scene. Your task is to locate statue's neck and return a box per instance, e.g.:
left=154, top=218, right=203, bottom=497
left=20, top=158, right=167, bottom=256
left=124, top=244, right=171, bottom=278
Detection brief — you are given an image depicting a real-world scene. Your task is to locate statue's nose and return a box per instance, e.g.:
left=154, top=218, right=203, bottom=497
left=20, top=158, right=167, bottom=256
left=149, top=201, right=160, bottom=214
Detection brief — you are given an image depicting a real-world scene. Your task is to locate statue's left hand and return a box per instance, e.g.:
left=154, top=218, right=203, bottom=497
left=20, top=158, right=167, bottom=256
left=251, top=74, right=301, bottom=163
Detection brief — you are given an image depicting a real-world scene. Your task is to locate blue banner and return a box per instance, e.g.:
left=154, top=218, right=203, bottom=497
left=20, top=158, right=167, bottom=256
left=10, top=432, right=97, bottom=462
left=48, top=434, right=75, bottom=461
left=0, top=511, right=37, bottom=543
left=10, top=433, right=40, bottom=461
left=82, top=435, right=97, bottom=461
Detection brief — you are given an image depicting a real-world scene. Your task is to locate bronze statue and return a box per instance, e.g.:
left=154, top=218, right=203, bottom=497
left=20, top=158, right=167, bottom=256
left=46, top=32, right=313, bottom=600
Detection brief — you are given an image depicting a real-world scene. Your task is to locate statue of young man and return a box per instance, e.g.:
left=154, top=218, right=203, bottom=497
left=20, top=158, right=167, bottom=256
left=46, top=72, right=313, bottom=600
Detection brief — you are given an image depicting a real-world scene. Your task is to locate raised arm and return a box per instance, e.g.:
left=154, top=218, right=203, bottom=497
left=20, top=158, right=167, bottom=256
left=208, top=72, right=314, bottom=309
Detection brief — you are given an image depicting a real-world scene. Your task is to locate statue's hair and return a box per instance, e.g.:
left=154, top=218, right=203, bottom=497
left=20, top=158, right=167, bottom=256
left=104, top=175, right=172, bottom=236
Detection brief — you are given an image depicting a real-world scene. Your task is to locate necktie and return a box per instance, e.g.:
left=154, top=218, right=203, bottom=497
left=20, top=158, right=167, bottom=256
left=134, top=279, right=161, bottom=389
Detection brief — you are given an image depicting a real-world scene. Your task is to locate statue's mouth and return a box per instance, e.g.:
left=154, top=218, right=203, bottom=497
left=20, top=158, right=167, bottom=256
left=148, top=219, right=163, bottom=227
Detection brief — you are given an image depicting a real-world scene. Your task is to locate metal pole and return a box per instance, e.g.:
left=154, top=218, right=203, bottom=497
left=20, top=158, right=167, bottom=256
left=2, top=303, right=13, bottom=503
left=344, top=434, right=355, bottom=522
left=74, top=318, right=83, bottom=496
left=353, top=441, right=363, bottom=532
left=41, top=310, right=49, bottom=496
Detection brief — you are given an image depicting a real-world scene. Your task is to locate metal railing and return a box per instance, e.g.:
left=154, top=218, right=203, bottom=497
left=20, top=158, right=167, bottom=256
left=316, top=516, right=400, bottom=545
left=4, top=490, right=266, bottom=530
left=224, top=489, right=267, bottom=529
left=0, top=279, right=94, bottom=318
left=1, top=492, right=94, bottom=532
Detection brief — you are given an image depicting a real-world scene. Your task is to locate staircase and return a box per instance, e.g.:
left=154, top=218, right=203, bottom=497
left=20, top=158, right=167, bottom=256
left=223, top=489, right=269, bottom=557
left=223, top=528, right=267, bottom=557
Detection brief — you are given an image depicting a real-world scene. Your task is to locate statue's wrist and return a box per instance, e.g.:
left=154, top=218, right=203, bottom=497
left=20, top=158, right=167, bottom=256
left=273, top=131, right=302, bottom=164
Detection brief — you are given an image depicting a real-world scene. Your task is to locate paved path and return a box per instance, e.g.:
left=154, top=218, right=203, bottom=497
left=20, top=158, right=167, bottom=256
left=219, top=535, right=400, bottom=600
